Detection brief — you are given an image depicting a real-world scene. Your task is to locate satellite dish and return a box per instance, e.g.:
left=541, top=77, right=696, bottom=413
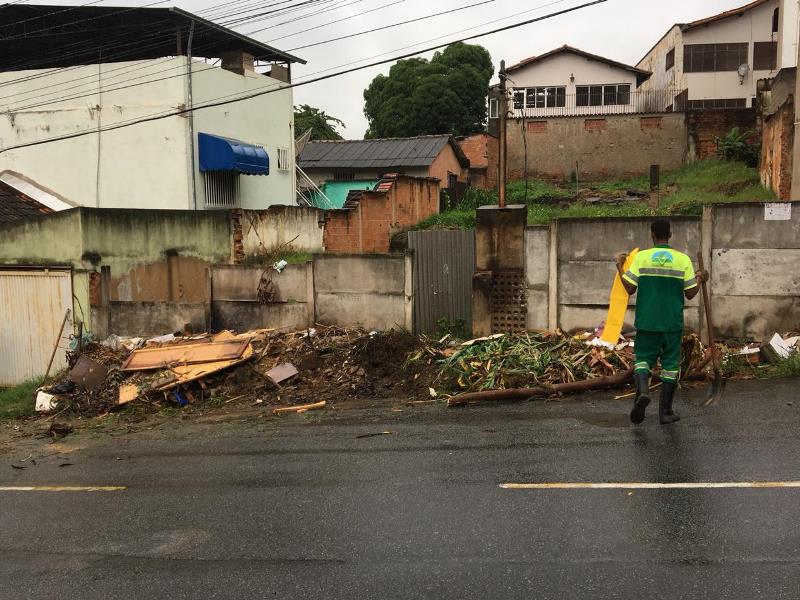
left=738, top=63, right=750, bottom=77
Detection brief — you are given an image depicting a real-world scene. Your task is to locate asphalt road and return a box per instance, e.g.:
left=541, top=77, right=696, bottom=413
left=2, top=379, right=800, bottom=599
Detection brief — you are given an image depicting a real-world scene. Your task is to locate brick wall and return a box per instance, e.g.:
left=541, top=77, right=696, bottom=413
left=760, top=98, right=794, bottom=200
left=323, top=176, right=440, bottom=254
left=687, top=108, right=759, bottom=160
left=457, top=133, right=499, bottom=190
left=506, top=113, right=688, bottom=181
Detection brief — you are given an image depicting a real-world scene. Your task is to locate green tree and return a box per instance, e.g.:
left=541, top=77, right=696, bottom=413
left=294, top=104, right=345, bottom=140
left=363, top=42, right=493, bottom=138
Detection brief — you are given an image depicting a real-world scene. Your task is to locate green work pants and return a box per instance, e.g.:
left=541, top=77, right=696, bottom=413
left=634, top=330, right=682, bottom=383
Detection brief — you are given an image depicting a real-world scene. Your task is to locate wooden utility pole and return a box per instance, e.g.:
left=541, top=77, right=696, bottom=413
left=498, top=60, right=508, bottom=208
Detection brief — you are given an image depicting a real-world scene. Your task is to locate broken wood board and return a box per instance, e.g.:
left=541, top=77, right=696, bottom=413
left=273, top=400, right=326, bottom=415
left=152, top=345, right=255, bottom=391
left=121, top=339, right=249, bottom=371
left=118, top=384, right=140, bottom=405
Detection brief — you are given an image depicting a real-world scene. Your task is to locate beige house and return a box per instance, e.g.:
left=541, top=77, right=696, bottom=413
left=494, top=46, right=655, bottom=118
left=776, top=0, right=799, bottom=69
left=637, top=0, right=779, bottom=109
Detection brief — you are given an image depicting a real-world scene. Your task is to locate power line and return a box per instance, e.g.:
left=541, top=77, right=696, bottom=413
left=244, top=0, right=368, bottom=35
left=1, top=0, right=561, bottom=109
left=286, top=0, right=496, bottom=50
left=0, top=0, right=608, bottom=155
left=270, top=0, right=410, bottom=44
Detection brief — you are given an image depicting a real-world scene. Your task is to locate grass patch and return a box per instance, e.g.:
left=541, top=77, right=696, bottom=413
left=768, top=353, right=800, bottom=378
left=0, top=379, right=42, bottom=420
left=418, top=159, right=775, bottom=230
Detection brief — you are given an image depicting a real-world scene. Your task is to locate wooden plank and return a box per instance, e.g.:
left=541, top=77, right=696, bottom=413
left=153, top=345, right=255, bottom=390
left=273, top=400, right=326, bottom=415
left=120, top=339, right=249, bottom=371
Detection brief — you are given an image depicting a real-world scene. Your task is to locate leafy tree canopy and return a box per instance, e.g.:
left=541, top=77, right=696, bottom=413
left=363, top=42, right=493, bottom=139
left=294, top=104, right=345, bottom=140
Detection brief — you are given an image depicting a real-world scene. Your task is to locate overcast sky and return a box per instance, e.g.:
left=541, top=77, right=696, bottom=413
left=43, top=0, right=754, bottom=137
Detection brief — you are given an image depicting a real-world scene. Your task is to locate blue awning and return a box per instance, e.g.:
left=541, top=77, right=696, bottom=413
left=198, top=132, right=269, bottom=175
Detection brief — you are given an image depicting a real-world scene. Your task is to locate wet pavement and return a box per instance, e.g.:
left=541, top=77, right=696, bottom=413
left=1, top=378, right=799, bottom=599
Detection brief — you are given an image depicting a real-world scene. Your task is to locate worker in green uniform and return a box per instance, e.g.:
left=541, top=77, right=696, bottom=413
left=615, top=220, right=708, bottom=425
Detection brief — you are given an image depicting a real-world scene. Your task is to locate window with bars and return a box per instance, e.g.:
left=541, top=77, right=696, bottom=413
left=665, top=48, right=675, bottom=71
left=576, top=84, right=631, bottom=106
left=754, top=41, right=777, bottom=71
left=204, top=171, right=240, bottom=208
left=683, top=43, right=748, bottom=72
left=488, top=97, right=499, bottom=119
left=277, top=146, right=290, bottom=171
left=512, top=87, right=566, bottom=109
left=686, top=98, right=747, bottom=110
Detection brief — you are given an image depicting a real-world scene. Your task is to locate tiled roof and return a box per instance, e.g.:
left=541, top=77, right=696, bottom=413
left=0, top=180, right=53, bottom=225
left=299, top=135, right=470, bottom=170
left=683, top=0, right=773, bottom=31
left=506, top=45, right=651, bottom=77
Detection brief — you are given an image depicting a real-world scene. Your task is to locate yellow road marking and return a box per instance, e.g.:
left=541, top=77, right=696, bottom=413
left=0, top=486, right=126, bottom=492
left=501, top=481, right=800, bottom=490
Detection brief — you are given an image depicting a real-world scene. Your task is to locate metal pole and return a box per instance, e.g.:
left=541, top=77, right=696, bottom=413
left=498, top=60, right=508, bottom=208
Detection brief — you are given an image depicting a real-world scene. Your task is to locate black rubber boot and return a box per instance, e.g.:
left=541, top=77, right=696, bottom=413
left=630, top=371, right=651, bottom=425
left=659, top=381, right=680, bottom=425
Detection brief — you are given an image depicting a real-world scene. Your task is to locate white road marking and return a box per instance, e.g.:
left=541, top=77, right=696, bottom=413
left=0, top=486, right=126, bottom=492
left=500, top=481, right=800, bottom=490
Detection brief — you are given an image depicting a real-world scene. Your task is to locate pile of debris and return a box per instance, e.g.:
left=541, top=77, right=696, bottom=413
left=409, top=331, right=708, bottom=394
left=35, top=326, right=434, bottom=418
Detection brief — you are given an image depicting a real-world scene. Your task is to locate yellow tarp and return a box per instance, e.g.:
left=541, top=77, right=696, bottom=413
left=600, top=249, right=639, bottom=346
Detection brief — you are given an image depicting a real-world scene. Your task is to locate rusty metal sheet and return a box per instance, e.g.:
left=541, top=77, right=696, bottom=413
left=408, top=229, right=476, bottom=334
left=266, top=362, right=299, bottom=385
left=120, top=339, right=249, bottom=371
left=69, top=355, right=108, bottom=391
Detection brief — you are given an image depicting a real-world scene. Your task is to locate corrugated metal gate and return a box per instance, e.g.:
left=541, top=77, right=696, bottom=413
left=0, top=269, right=73, bottom=386
left=408, top=229, right=475, bottom=334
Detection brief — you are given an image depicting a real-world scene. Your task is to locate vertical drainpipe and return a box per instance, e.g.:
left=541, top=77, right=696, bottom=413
left=95, top=51, right=102, bottom=207
left=186, top=22, right=197, bottom=210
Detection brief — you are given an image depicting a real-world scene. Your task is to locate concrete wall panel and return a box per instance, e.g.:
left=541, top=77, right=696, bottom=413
left=315, top=293, right=405, bottom=331
left=314, top=255, right=405, bottom=294
left=713, top=249, right=800, bottom=296
left=212, top=264, right=307, bottom=302
left=212, top=301, right=309, bottom=333
left=556, top=218, right=701, bottom=261
left=107, top=302, right=207, bottom=337
left=713, top=203, right=800, bottom=249
left=713, top=296, right=800, bottom=340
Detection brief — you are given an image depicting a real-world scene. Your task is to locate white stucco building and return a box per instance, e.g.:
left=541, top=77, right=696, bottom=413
left=0, top=5, right=305, bottom=211
left=494, top=46, right=658, bottom=118
left=637, top=0, right=779, bottom=109
left=776, top=0, right=800, bottom=69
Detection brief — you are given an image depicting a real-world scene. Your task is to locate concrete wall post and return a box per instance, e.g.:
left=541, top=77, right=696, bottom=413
left=548, top=220, right=559, bottom=331
left=700, top=205, right=714, bottom=344
left=404, top=251, right=414, bottom=333
left=306, top=260, right=316, bottom=328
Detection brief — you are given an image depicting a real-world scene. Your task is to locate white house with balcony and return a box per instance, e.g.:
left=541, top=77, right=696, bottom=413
left=637, top=0, right=779, bottom=109
left=0, top=4, right=304, bottom=211
left=490, top=45, right=657, bottom=118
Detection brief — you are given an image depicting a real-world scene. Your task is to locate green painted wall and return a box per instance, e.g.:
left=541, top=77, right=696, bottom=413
left=0, top=209, right=83, bottom=267
left=0, top=208, right=232, bottom=337
left=79, top=208, right=231, bottom=273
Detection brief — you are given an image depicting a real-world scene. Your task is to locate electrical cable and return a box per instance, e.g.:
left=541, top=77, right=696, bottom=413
left=0, top=0, right=608, bottom=155
left=286, top=0, right=496, bottom=50
left=1, top=0, right=571, bottom=109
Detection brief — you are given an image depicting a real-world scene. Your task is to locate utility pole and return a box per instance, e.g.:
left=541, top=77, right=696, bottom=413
left=498, top=60, right=508, bottom=208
